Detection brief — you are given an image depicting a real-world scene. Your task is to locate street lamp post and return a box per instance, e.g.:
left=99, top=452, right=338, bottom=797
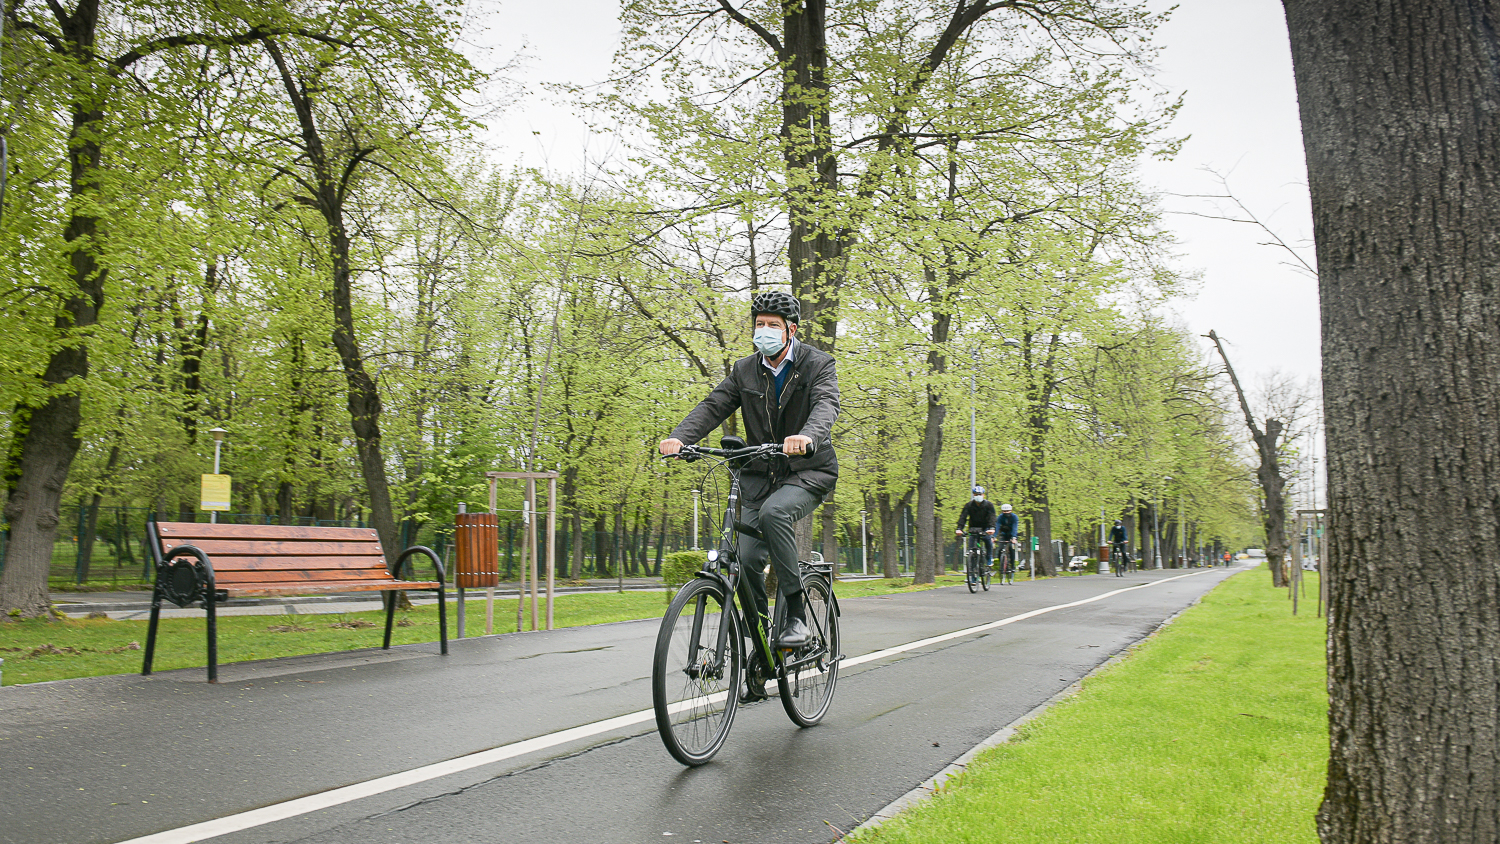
left=971, top=355, right=984, bottom=580
left=1156, top=476, right=1170, bottom=569
left=1178, top=493, right=1185, bottom=567
left=209, top=427, right=227, bottom=524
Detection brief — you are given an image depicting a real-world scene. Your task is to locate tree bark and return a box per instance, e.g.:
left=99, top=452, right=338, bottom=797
left=914, top=265, right=952, bottom=584
left=877, top=490, right=908, bottom=579
left=778, top=0, right=841, bottom=349
left=0, top=6, right=106, bottom=616
left=1280, top=2, right=1500, bottom=841
left=1021, top=330, right=1061, bottom=578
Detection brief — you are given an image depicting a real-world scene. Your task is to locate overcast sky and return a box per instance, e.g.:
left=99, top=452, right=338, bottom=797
left=464, top=0, right=1320, bottom=392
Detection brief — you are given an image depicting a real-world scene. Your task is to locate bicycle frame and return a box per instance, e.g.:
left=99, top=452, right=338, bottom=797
left=677, top=445, right=837, bottom=686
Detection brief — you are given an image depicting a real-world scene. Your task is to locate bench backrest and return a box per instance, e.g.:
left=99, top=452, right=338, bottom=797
left=153, top=522, right=395, bottom=586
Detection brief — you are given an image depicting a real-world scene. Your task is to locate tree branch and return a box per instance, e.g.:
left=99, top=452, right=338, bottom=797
left=716, top=0, right=783, bottom=56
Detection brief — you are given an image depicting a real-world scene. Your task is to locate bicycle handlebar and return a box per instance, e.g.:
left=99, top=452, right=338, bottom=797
left=663, top=440, right=817, bottom=462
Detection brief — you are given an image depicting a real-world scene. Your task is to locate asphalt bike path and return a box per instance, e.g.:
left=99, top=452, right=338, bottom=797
left=0, top=566, right=1245, bottom=844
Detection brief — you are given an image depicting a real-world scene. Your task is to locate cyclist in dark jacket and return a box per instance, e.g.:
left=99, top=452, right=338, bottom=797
left=1109, top=520, right=1131, bottom=574
left=955, top=486, right=997, bottom=576
left=659, top=291, right=839, bottom=666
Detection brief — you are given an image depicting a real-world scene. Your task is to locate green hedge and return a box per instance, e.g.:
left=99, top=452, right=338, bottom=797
left=662, top=550, right=708, bottom=593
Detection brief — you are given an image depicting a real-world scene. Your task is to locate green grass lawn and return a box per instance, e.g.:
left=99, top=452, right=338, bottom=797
left=0, top=574, right=964, bottom=685
left=849, top=567, right=1328, bottom=844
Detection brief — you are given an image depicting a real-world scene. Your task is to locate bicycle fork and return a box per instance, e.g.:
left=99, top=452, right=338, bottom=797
left=682, top=588, right=732, bottom=681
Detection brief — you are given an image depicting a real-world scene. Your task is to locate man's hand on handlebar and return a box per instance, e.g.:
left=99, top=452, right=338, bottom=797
left=659, top=438, right=683, bottom=456
left=783, top=434, right=813, bottom=455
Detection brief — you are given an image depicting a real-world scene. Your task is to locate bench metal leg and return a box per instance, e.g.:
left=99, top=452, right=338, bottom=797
left=142, top=588, right=163, bottom=676
left=382, top=592, right=396, bottom=649
left=437, top=584, right=448, bottom=655
left=205, top=591, right=218, bottom=683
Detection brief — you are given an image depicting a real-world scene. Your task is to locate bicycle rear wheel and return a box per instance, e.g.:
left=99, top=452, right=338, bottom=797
left=653, top=577, right=741, bottom=765
left=778, top=576, right=839, bottom=727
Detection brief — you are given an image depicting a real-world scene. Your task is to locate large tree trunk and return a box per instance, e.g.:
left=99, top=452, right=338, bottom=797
left=0, top=76, right=106, bottom=617
left=876, top=491, right=903, bottom=579
left=1280, top=2, right=1500, bottom=842
left=914, top=264, right=955, bottom=584
left=913, top=392, right=945, bottom=584
left=778, top=0, right=841, bottom=349
left=265, top=37, right=400, bottom=564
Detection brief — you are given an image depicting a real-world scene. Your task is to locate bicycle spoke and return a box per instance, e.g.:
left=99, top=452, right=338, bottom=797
left=779, top=575, right=839, bottom=727
left=653, top=579, right=741, bottom=765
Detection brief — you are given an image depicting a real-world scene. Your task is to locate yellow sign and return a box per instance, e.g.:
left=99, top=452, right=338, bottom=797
left=200, top=474, right=232, bottom=512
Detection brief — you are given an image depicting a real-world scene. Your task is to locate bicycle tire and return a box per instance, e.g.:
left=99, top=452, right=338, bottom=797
left=653, top=577, right=742, bottom=765
left=778, top=576, right=839, bottom=727
left=980, top=547, right=991, bottom=591
left=966, top=540, right=979, bottom=593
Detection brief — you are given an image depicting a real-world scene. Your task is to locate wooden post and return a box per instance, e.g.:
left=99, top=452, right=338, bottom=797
left=528, top=477, right=539, bottom=631
left=480, top=470, right=558, bottom=633
left=547, top=475, right=557, bottom=630
left=515, top=506, right=528, bottom=634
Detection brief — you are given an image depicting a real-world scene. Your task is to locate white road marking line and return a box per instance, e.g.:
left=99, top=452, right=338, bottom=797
left=841, top=570, right=1211, bottom=670
left=116, top=570, right=1213, bottom=844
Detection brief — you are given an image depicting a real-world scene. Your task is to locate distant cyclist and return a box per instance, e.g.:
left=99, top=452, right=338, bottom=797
left=954, top=486, right=996, bottom=581
left=995, top=503, right=1020, bottom=578
left=1109, top=520, right=1131, bottom=575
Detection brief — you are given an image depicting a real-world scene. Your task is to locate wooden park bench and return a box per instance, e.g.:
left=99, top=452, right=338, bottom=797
left=141, top=520, right=448, bottom=682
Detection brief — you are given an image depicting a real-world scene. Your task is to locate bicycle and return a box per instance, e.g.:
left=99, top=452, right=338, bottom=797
left=1112, top=542, right=1131, bottom=576
left=995, top=538, right=1017, bottom=585
left=653, top=437, right=842, bottom=766
left=960, top=529, right=991, bottom=592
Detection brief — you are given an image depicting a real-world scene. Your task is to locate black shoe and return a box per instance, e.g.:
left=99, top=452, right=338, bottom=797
left=739, top=677, right=769, bottom=704
left=777, top=616, right=810, bottom=649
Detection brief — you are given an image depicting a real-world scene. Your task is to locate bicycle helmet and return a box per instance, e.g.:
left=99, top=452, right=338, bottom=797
left=972, top=485, right=985, bottom=495
left=752, top=290, right=801, bottom=324
left=1000, top=503, right=1013, bottom=512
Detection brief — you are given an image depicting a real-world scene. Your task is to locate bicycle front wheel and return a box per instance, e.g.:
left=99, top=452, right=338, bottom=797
left=980, top=550, right=991, bottom=591
left=778, top=575, right=839, bottom=727
left=966, top=548, right=979, bottom=593
left=653, top=577, right=742, bottom=766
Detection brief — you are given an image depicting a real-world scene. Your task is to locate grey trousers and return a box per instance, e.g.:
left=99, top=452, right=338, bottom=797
left=737, top=483, right=822, bottom=632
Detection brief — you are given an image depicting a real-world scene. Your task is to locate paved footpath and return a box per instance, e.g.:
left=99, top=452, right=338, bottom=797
left=4, top=566, right=1247, bottom=844
left=47, top=578, right=671, bottom=620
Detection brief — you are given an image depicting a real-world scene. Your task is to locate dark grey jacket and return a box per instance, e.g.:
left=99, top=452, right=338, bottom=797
left=670, top=340, right=839, bottom=504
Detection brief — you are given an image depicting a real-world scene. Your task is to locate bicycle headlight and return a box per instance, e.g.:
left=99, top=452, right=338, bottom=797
left=706, top=549, right=720, bottom=562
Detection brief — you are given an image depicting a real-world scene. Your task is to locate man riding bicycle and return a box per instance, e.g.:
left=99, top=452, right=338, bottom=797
left=1109, top=519, right=1131, bottom=573
left=955, top=486, right=996, bottom=583
left=995, top=503, right=1020, bottom=576
left=658, top=291, right=839, bottom=684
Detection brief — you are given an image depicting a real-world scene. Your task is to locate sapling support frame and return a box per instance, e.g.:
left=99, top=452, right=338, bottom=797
left=485, top=471, right=559, bottom=631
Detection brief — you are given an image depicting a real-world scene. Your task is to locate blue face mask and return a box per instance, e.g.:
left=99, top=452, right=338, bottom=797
left=753, top=326, right=786, bottom=357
